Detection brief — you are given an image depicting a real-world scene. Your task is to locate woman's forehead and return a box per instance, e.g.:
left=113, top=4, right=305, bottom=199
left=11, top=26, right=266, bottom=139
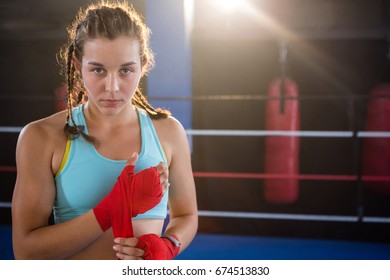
left=82, top=36, right=141, bottom=65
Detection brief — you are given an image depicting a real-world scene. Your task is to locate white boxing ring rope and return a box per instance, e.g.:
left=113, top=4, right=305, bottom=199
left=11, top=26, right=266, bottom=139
left=0, top=202, right=12, bottom=208
left=2, top=127, right=390, bottom=138
left=197, top=211, right=390, bottom=224
left=187, top=130, right=354, bottom=137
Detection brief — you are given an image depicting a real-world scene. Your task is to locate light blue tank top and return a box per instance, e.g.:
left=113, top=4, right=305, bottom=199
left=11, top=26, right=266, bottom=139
left=53, top=105, right=168, bottom=224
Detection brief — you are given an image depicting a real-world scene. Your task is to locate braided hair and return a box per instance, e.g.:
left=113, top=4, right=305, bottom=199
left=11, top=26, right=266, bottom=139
left=58, top=0, right=170, bottom=143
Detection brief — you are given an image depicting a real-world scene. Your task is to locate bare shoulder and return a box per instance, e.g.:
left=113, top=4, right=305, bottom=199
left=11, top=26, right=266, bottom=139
left=17, top=111, right=67, bottom=151
left=152, top=116, right=187, bottom=141
left=152, top=116, right=189, bottom=164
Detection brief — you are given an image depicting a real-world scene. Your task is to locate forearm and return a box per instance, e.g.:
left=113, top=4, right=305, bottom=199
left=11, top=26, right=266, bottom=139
left=13, top=210, right=103, bottom=259
left=163, top=213, right=198, bottom=253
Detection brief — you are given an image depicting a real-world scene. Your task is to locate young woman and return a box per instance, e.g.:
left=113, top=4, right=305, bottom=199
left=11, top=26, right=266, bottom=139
left=12, top=0, right=198, bottom=260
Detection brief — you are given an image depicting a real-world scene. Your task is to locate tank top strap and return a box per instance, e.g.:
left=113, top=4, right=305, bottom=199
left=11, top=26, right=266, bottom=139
left=137, top=108, right=167, bottom=163
left=70, top=105, right=87, bottom=130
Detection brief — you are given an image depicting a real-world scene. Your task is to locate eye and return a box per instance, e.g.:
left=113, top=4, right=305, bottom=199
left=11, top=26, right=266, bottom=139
left=92, top=68, right=105, bottom=74
left=120, top=68, right=133, bottom=75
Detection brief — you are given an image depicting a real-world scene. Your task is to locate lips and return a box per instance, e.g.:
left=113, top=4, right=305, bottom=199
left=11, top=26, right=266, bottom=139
left=101, top=99, right=122, bottom=107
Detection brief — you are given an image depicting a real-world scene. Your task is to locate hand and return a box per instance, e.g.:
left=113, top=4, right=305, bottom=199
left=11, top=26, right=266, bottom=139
left=93, top=153, right=164, bottom=237
left=135, top=233, right=180, bottom=260
left=155, top=162, right=170, bottom=195
left=113, top=237, right=145, bottom=260
left=113, top=234, right=180, bottom=260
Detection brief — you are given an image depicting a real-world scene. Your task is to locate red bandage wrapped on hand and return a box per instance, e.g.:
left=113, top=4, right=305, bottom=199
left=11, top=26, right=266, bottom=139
left=136, top=234, right=181, bottom=260
left=93, top=163, right=162, bottom=238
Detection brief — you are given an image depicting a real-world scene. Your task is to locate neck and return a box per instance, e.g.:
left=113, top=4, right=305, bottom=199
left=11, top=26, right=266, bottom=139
left=83, top=101, right=137, bottom=129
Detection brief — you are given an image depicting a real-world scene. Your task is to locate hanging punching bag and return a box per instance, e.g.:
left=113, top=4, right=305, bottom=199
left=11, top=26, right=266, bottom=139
left=55, top=84, right=68, bottom=112
left=362, top=84, right=390, bottom=196
left=264, top=77, right=300, bottom=204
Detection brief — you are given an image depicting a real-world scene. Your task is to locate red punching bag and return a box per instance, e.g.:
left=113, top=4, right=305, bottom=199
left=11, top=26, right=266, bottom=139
left=362, top=84, right=390, bottom=196
left=264, top=77, right=300, bottom=204
left=55, top=84, right=68, bottom=112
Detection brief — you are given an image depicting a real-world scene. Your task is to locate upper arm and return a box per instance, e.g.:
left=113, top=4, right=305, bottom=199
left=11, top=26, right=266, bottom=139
left=158, top=118, right=197, bottom=218
left=12, top=123, right=57, bottom=240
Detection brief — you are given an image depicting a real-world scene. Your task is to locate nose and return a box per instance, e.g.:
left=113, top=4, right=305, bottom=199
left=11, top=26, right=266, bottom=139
left=105, top=73, right=119, bottom=93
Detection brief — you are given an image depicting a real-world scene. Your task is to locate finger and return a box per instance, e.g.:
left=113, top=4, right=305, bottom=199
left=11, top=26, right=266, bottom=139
left=156, top=163, right=169, bottom=185
left=126, top=152, right=138, bottom=167
left=158, top=175, right=170, bottom=197
left=159, top=173, right=169, bottom=185
left=155, top=162, right=168, bottom=176
left=162, top=182, right=170, bottom=195
left=116, top=251, right=144, bottom=260
left=113, top=237, right=145, bottom=259
left=113, top=244, right=144, bottom=258
left=114, top=237, right=139, bottom=247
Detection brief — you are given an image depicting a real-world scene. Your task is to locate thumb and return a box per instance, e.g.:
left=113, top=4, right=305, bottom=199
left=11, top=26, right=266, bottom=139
left=126, top=152, right=139, bottom=167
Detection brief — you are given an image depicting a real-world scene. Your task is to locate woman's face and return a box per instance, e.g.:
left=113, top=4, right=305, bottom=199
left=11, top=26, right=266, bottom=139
left=77, top=36, right=142, bottom=116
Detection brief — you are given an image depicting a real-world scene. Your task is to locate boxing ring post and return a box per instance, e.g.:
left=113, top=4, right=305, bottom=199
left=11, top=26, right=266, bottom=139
left=145, top=0, right=193, bottom=133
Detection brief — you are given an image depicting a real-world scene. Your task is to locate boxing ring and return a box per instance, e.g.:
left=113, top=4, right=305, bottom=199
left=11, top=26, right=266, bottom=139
left=1, top=224, right=390, bottom=260
left=1, top=92, right=390, bottom=260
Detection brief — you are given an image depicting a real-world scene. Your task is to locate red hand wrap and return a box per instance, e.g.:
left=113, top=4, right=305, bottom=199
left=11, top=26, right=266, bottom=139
left=136, top=234, right=180, bottom=260
left=93, top=165, right=162, bottom=238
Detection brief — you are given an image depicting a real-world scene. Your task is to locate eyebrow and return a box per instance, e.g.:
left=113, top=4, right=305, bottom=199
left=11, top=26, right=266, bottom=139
left=87, top=61, right=138, bottom=67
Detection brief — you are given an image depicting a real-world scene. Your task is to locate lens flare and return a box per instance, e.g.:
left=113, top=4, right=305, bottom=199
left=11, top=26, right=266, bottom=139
left=214, top=0, right=246, bottom=14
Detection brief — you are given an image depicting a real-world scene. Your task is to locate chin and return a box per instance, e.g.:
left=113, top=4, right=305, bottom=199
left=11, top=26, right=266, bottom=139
left=99, top=106, right=123, bottom=115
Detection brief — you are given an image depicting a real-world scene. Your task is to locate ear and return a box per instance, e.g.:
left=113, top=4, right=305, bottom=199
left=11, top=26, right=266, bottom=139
left=72, top=55, right=81, bottom=74
left=140, top=57, right=149, bottom=77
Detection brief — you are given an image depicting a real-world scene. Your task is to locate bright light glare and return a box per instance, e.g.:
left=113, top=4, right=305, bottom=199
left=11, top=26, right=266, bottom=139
left=214, top=0, right=246, bottom=14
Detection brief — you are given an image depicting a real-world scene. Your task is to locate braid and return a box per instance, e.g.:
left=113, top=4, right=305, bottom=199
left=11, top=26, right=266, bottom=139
left=64, top=43, right=78, bottom=137
left=132, top=90, right=170, bottom=119
left=63, top=43, right=95, bottom=143
left=77, top=90, right=86, bottom=104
